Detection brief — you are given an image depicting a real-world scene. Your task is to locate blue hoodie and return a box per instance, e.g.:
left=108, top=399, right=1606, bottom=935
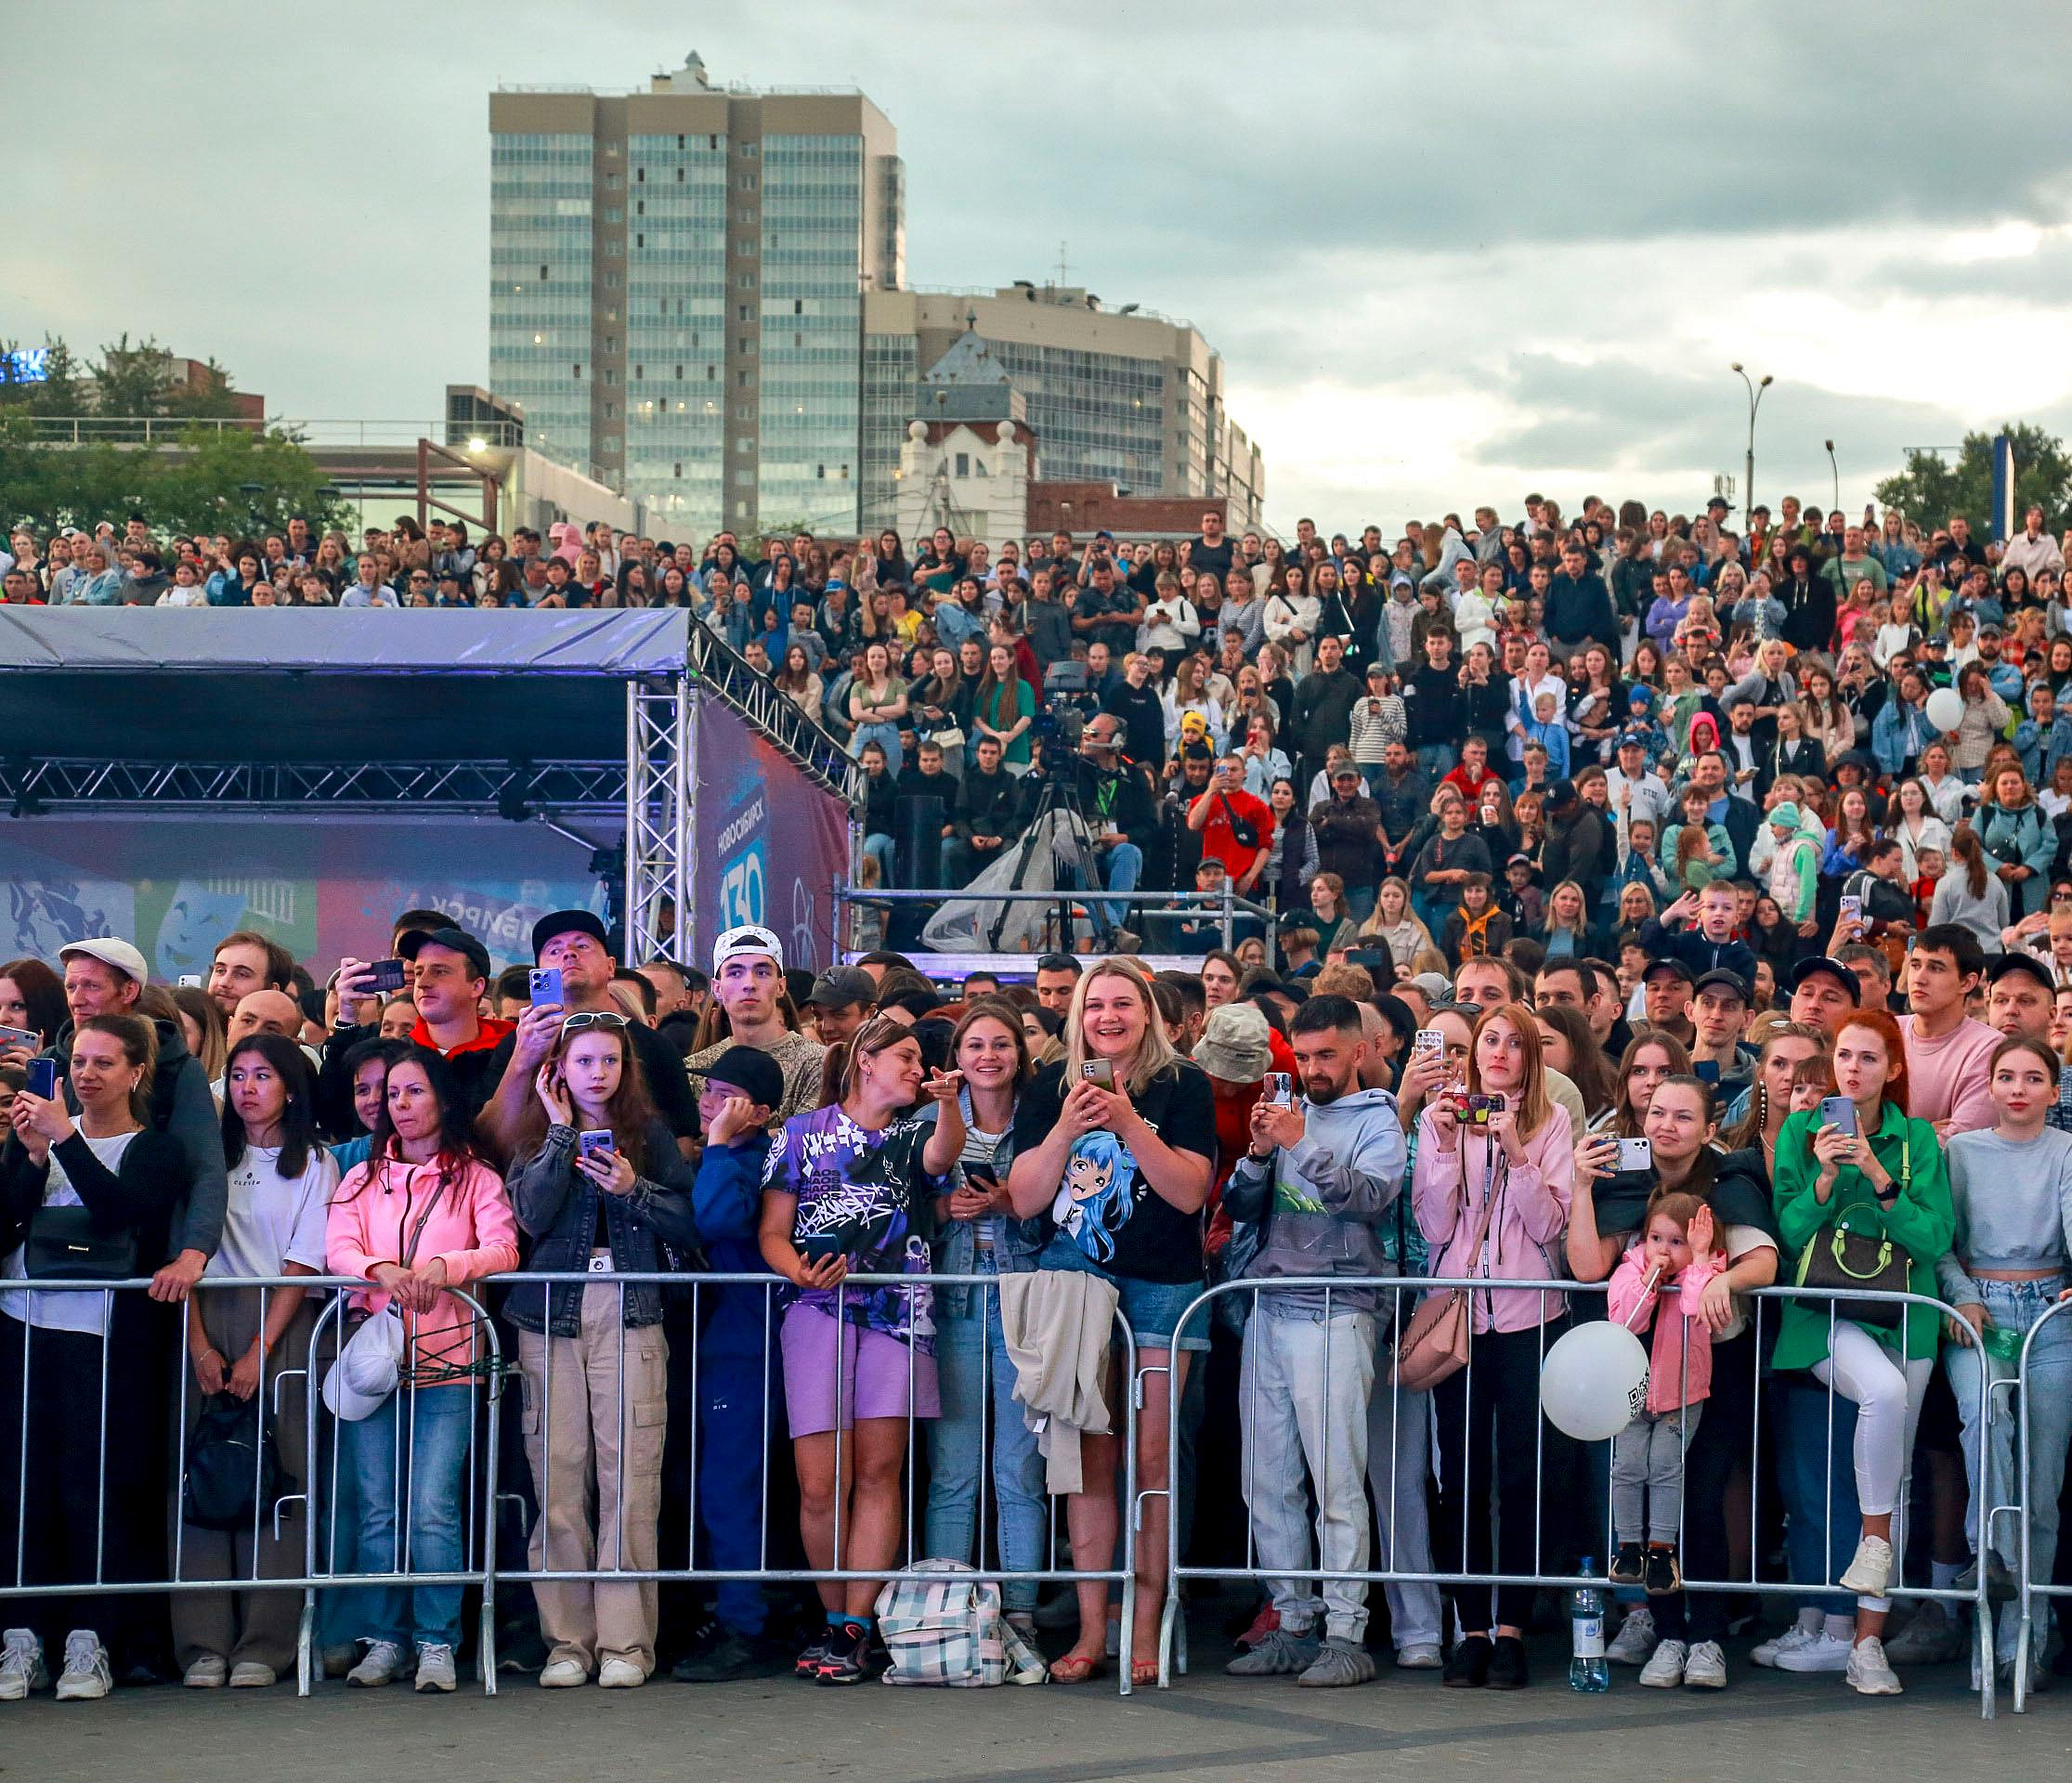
left=692, top=1134, right=779, bottom=1350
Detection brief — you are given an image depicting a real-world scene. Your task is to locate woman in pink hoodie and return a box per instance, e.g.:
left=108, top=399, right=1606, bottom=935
left=325, top=1048, right=518, bottom=1695
left=1412, top=999, right=1572, bottom=1690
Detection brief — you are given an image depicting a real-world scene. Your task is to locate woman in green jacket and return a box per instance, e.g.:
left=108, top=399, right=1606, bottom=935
left=1771, top=1006, right=1955, bottom=1697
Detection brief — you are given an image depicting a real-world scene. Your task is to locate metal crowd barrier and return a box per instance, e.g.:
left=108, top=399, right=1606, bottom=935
left=1156, top=1275, right=2007, bottom=1719
left=2013, top=1294, right=2072, bottom=1712
left=2, top=1271, right=1145, bottom=1698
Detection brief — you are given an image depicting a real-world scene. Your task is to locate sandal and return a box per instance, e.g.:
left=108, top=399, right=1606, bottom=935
left=1049, top=1653, right=1109, bottom=1685
left=1130, top=1659, right=1160, bottom=1687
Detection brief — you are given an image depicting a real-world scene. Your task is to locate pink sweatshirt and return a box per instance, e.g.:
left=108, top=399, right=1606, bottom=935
left=1412, top=1102, right=1573, bottom=1333
left=1607, top=1247, right=1725, bottom=1414
left=326, top=1153, right=520, bottom=1376
left=1901, top=1014, right=2000, bottom=1132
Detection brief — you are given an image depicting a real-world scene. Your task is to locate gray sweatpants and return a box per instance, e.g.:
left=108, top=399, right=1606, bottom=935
left=1609, top=1403, right=1701, bottom=1544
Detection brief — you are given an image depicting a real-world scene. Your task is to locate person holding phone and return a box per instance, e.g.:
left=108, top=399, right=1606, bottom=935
left=1771, top=1008, right=1954, bottom=1697
left=504, top=1013, right=699, bottom=1688
left=0, top=1014, right=186, bottom=1701
left=759, top=1017, right=959, bottom=1685
left=1411, top=1000, right=1573, bottom=1690
left=919, top=1000, right=1046, bottom=1637
left=1008, top=959, right=1217, bottom=1686
left=1569, top=1073, right=1779, bottom=1686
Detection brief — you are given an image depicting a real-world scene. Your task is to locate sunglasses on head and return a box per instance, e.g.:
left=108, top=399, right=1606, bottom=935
left=563, top=1010, right=629, bottom=1033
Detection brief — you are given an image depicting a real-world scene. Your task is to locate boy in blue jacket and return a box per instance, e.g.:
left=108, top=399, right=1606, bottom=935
left=672, top=1046, right=784, bottom=1681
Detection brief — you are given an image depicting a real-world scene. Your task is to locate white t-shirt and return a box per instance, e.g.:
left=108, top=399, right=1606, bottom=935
left=1, top=1130, right=139, bottom=1336
left=208, top=1145, right=338, bottom=1281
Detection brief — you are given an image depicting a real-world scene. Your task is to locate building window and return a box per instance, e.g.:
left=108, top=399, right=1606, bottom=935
left=539, top=264, right=548, bottom=281
left=674, top=364, right=683, bottom=379
left=605, top=402, right=617, bottom=419
left=634, top=365, right=643, bottom=380
left=676, top=166, right=684, bottom=182
left=636, top=167, right=645, bottom=183
left=737, top=370, right=752, bottom=387
left=605, top=270, right=621, bottom=288
left=635, top=233, right=644, bottom=248
left=793, top=298, right=803, bottom=315
left=572, top=363, right=582, bottom=380
left=956, top=452, right=969, bottom=477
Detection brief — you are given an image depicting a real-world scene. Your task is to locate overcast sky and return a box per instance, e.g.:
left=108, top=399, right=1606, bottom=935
left=13, top=0, right=2072, bottom=534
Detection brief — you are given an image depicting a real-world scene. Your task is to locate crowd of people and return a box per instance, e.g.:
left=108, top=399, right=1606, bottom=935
left=5, top=489, right=2072, bottom=1715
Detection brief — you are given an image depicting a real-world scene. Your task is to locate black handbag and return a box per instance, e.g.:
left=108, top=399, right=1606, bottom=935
left=1792, top=1138, right=1911, bottom=1329
left=25, top=1204, right=137, bottom=1282
left=182, top=1393, right=290, bottom=1532
left=1218, top=793, right=1261, bottom=852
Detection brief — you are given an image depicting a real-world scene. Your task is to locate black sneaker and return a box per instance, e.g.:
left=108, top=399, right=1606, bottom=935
left=1486, top=1634, right=1530, bottom=1690
left=674, top=1622, right=780, bottom=1684
left=1442, top=1635, right=1491, bottom=1688
left=793, top=1632, right=830, bottom=1680
left=1644, top=1546, right=1683, bottom=1596
left=813, top=1622, right=869, bottom=1686
left=1609, top=1542, right=1646, bottom=1587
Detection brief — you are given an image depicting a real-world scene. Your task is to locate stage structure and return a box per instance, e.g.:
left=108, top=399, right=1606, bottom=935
left=0, top=609, right=855, bottom=972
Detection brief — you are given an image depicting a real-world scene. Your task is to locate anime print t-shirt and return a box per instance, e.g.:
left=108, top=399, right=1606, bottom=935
left=763, top=1104, right=946, bottom=1348
left=1011, top=1060, right=1217, bottom=1285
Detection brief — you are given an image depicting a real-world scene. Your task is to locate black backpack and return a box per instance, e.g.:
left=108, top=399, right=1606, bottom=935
left=182, top=1394, right=289, bottom=1532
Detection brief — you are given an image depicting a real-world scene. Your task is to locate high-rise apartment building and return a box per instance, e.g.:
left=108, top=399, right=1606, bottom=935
left=489, top=54, right=902, bottom=538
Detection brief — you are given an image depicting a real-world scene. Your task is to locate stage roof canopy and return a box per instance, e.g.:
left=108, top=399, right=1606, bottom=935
left=0, top=608, right=689, bottom=762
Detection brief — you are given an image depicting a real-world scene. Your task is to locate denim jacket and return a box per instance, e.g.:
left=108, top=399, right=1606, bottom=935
left=922, top=1090, right=1042, bottom=1317
left=504, top=1120, right=700, bottom=1335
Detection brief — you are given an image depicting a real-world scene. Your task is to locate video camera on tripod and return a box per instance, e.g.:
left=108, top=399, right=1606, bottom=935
left=1034, top=659, right=1092, bottom=751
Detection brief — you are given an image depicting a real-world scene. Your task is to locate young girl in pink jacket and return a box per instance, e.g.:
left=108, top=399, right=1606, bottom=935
left=1605, top=1192, right=1725, bottom=1597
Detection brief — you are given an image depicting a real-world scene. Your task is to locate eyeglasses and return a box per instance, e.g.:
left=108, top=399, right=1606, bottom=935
left=563, top=1011, right=629, bottom=1033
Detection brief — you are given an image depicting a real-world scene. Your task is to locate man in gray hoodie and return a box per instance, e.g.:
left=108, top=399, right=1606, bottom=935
left=1222, top=994, right=1406, bottom=1689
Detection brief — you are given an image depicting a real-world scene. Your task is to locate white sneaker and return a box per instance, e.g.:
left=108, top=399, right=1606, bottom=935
left=1606, top=1605, right=1657, bottom=1666
left=1883, top=1602, right=1963, bottom=1665
left=54, top=1631, right=111, bottom=1702
left=228, top=1662, right=276, bottom=1688
left=1845, top=1635, right=1903, bottom=1696
left=1395, top=1642, right=1443, bottom=1669
left=1773, top=1631, right=1855, bottom=1673
left=1751, top=1622, right=1818, bottom=1668
left=0, top=1629, right=47, bottom=1700
left=346, top=1640, right=405, bottom=1687
left=182, top=1655, right=228, bottom=1689
left=597, top=1658, right=645, bottom=1689
left=414, top=1643, right=458, bottom=1694
left=1682, top=1639, right=1727, bottom=1688
left=539, top=1657, right=588, bottom=1688
left=1637, top=1638, right=1688, bottom=1688
left=1839, top=1535, right=1895, bottom=1597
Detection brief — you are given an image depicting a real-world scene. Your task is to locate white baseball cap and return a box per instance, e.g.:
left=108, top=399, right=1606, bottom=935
left=59, top=936, right=149, bottom=986
left=711, top=923, right=784, bottom=974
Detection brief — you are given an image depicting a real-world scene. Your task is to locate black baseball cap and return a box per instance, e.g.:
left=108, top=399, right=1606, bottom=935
left=805, top=966, right=878, bottom=1009
left=1693, top=968, right=1751, bottom=1004
left=1789, top=955, right=1861, bottom=1004
left=397, top=925, right=492, bottom=982
left=1987, top=952, right=2055, bottom=996
left=689, top=1044, right=784, bottom=1113
left=1642, top=957, right=1696, bottom=986
left=531, top=908, right=610, bottom=958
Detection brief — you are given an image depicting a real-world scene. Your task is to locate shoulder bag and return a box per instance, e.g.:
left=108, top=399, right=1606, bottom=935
left=26, top=1204, right=137, bottom=1281
left=1793, top=1136, right=1911, bottom=1329
left=1391, top=1140, right=1500, bottom=1391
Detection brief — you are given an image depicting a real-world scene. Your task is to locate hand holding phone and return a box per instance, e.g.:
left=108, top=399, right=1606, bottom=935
left=1819, top=1095, right=1857, bottom=1138
left=529, top=967, right=565, bottom=1009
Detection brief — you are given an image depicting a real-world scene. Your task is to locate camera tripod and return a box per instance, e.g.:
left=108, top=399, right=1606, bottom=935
left=990, top=767, right=1119, bottom=953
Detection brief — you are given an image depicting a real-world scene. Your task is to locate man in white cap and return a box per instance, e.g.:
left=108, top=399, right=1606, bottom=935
left=684, top=925, right=825, bottom=1122
left=53, top=936, right=224, bottom=1301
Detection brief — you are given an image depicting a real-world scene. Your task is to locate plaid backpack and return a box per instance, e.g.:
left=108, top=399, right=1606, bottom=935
left=873, top=1560, right=1048, bottom=1686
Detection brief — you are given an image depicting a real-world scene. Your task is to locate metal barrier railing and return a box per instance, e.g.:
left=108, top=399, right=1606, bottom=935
left=1157, top=1275, right=2007, bottom=1719
left=0, top=1270, right=1144, bottom=1698
left=2013, top=1294, right=2072, bottom=1711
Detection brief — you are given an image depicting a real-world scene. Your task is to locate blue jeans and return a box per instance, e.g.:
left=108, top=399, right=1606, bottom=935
left=698, top=1341, right=775, bottom=1639
left=1944, top=1276, right=2072, bottom=1656
left=925, top=1259, right=1047, bottom=1611
left=853, top=721, right=902, bottom=774
left=1346, top=884, right=1377, bottom=926
left=1777, top=1380, right=1861, bottom=1617
left=863, top=831, right=895, bottom=889
left=1077, top=839, right=1142, bottom=931
left=1416, top=744, right=1454, bottom=783
left=342, top=1384, right=476, bottom=1651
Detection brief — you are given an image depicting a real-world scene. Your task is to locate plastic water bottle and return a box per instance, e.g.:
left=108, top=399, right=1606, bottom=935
left=1570, top=1556, right=1609, bottom=1692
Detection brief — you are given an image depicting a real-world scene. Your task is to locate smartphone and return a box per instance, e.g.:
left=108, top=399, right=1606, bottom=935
left=176, top=974, right=202, bottom=989
left=1615, top=1136, right=1653, bottom=1173
left=1838, top=893, right=1862, bottom=931
left=364, top=957, right=408, bottom=994
left=0, top=1024, right=39, bottom=1054
left=1081, top=1058, right=1114, bottom=1089
left=1466, top=1092, right=1505, bottom=1125
left=25, top=1058, right=59, bottom=1101
left=1412, top=1028, right=1445, bottom=1061
left=529, top=966, right=565, bottom=1008
left=578, top=1129, right=616, bottom=1163
left=1263, top=1072, right=1294, bottom=1108
left=1819, top=1095, right=1857, bottom=1138
left=797, top=1232, right=846, bottom=1267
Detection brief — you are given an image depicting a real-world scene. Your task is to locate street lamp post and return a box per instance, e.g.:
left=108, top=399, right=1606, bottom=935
left=1730, top=364, right=1773, bottom=525
left=1825, top=439, right=1840, bottom=515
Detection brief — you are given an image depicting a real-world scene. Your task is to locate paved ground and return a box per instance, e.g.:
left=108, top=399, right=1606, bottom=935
left=5, top=1629, right=2068, bottom=1783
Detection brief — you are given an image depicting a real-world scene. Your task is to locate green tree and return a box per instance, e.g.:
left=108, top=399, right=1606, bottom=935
left=1873, top=423, right=2072, bottom=534
left=91, top=333, right=176, bottom=428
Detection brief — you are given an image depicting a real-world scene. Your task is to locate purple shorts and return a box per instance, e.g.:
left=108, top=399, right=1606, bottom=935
left=781, top=1303, right=940, bottom=1437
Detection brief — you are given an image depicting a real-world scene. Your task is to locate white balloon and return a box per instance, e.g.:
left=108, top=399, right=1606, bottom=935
left=1539, top=1320, right=1650, bottom=1441
left=1923, top=687, right=1964, bottom=735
